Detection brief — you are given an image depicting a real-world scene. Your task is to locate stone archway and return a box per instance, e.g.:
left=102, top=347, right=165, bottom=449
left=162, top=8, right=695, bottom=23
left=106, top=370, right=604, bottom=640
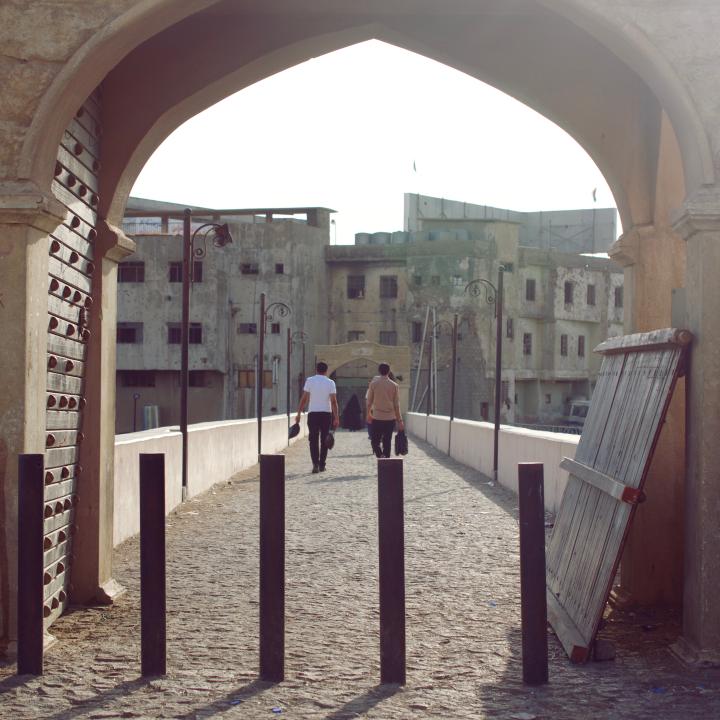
left=315, top=342, right=411, bottom=414
left=3, top=0, right=720, bottom=660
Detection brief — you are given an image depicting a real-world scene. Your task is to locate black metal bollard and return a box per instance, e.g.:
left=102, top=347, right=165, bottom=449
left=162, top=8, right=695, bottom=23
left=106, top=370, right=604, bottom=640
left=518, top=462, right=549, bottom=685
left=140, top=453, right=166, bottom=676
left=17, top=454, right=45, bottom=675
left=377, top=458, right=406, bottom=685
left=259, top=454, right=285, bottom=681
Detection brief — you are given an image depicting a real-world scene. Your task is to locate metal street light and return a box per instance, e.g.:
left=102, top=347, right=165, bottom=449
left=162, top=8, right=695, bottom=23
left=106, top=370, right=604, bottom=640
left=181, top=209, right=233, bottom=500
left=257, top=294, right=292, bottom=455
left=465, top=266, right=505, bottom=483
left=292, top=330, right=309, bottom=401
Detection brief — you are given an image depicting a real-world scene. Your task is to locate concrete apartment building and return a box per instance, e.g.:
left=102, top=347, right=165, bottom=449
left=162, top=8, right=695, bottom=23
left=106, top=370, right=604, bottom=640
left=327, top=195, right=623, bottom=426
left=116, top=199, right=330, bottom=432
left=117, top=194, right=622, bottom=432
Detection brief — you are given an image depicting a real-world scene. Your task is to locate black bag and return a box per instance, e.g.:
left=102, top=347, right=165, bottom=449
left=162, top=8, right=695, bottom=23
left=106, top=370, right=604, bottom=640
left=288, top=422, right=300, bottom=439
left=394, top=430, right=408, bottom=456
left=324, top=430, right=335, bottom=450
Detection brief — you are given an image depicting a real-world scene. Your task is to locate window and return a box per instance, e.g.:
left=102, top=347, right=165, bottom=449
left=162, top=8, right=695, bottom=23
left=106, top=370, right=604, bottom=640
left=380, top=275, right=398, bottom=298
left=240, top=262, right=259, bottom=274
left=189, top=370, right=209, bottom=387
left=501, top=381, right=510, bottom=404
left=167, top=323, right=202, bottom=344
left=413, top=275, right=422, bottom=287
left=560, top=334, right=568, bottom=356
left=238, top=369, right=255, bottom=388
left=480, top=402, right=489, bottom=421
left=117, top=322, right=143, bottom=344
left=168, top=261, right=202, bottom=283
left=523, top=332, right=532, bottom=356
left=587, top=284, right=596, bottom=306
left=271, top=323, right=280, bottom=335
left=615, top=286, right=624, bottom=308
left=120, top=370, right=155, bottom=387
left=564, top=281, right=574, bottom=304
left=347, top=275, right=365, bottom=299
left=347, top=330, right=365, bottom=342
left=506, top=318, right=514, bottom=339
left=431, top=275, right=440, bottom=286
left=379, top=331, right=397, bottom=346
left=502, top=262, right=514, bottom=273
left=525, top=278, right=536, bottom=302
left=451, top=275, right=464, bottom=288
left=545, top=393, right=552, bottom=404
left=412, top=321, right=423, bottom=343
left=238, top=323, right=257, bottom=334
left=118, top=261, right=144, bottom=283
left=275, top=263, right=284, bottom=274
left=578, top=335, right=586, bottom=357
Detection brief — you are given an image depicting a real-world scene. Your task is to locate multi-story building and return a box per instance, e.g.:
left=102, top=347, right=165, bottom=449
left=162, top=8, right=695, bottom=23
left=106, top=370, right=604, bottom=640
left=116, top=195, right=622, bottom=432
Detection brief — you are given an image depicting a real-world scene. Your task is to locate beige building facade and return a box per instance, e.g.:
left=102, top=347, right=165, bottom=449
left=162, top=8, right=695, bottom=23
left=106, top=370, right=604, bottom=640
left=1, top=0, right=719, bottom=663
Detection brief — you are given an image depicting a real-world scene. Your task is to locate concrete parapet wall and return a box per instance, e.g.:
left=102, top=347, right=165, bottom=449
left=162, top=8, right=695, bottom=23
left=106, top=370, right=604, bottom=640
left=406, top=413, right=579, bottom=513
left=113, top=415, right=306, bottom=546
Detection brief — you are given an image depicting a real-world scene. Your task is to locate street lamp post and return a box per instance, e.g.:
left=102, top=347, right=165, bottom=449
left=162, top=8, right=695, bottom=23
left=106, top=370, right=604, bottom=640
left=292, top=330, right=308, bottom=401
left=181, top=209, right=233, bottom=499
left=256, top=295, right=292, bottom=455
left=465, top=266, right=505, bottom=483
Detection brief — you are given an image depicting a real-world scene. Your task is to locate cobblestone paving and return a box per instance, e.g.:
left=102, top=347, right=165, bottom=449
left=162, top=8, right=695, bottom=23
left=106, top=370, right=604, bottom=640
left=2, top=431, right=720, bottom=719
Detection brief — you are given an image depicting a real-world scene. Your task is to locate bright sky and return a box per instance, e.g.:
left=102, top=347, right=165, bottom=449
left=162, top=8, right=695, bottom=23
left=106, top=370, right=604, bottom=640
left=132, top=40, right=617, bottom=246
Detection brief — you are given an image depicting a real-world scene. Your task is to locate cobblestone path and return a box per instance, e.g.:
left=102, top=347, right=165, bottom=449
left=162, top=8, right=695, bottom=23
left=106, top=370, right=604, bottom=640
left=1, top=431, right=719, bottom=719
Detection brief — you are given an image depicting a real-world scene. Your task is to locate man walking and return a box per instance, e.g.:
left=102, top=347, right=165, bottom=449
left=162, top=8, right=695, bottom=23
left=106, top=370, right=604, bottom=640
left=366, top=362, right=404, bottom=458
left=295, top=361, right=339, bottom=473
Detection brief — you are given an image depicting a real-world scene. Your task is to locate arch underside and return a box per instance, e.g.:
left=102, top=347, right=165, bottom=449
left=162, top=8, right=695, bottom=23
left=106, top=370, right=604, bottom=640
left=23, top=0, right=708, bottom=232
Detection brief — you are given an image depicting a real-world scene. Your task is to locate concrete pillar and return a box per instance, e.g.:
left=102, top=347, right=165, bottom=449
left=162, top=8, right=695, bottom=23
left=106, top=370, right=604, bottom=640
left=0, top=185, right=66, bottom=652
left=609, top=224, right=686, bottom=607
left=671, top=194, right=720, bottom=665
left=71, top=221, right=134, bottom=604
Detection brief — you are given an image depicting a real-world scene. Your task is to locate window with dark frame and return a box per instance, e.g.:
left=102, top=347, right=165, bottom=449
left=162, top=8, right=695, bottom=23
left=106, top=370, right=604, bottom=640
left=271, top=322, right=280, bottom=335
left=564, top=281, right=574, bottom=304
left=120, top=370, right=155, bottom=387
left=117, top=322, right=143, bottom=344
left=502, top=262, right=514, bottom=273
left=413, top=275, right=422, bottom=287
left=578, top=335, right=585, bottom=357
left=118, top=261, right=145, bottom=283
left=238, top=369, right=255, bottom=388
left=167, top=323, right=202, bottom=344
left=347, top=275, right=365, bottom=299
left=560, top=334, right=568, bottom=356
left=525, top=278, right=536, bottom=301
left=545, top=393, right=552, bottom=404
left=379, top=275, right=398, bottom=299
left=347, top=330, right=365, bottom=342
left=587, top=283, right=596, bottom=306
left=379, top=331, right=397, bottom=346
left=412, top=321, right=423, bottom=343
left=168, top=261, right=203, bottom=283
left=506, top=317, right=514, bottom=339
left=275, top=263, right=284, bottom=274
left=523, top=332, right=532, bottom=356
left=615, top=286, right=624, bottom=308
left=238, top=323, right=257, bottom=334
left=189, top=370, right=208, bottom=387
left=240, top=262, right=259, bottom=274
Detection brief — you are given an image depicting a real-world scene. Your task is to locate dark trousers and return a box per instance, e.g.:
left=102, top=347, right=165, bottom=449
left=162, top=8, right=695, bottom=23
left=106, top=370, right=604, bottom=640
left=370, top=419, right=395, bottom=458
left=307, top=412, right=332, bottom=467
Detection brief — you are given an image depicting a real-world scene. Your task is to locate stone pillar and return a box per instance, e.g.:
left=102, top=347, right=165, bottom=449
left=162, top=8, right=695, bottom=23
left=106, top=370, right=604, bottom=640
left=609, top=224, right=686, bottom=607
left=0, top=185, right=66, bottom=652
left=71, top=221, right=135, bottom=604
left=672, top=194, right=720, bottom=664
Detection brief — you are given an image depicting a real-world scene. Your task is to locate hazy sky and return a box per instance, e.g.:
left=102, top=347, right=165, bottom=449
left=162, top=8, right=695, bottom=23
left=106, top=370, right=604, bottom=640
left=131, top=40, right=617, bottom=245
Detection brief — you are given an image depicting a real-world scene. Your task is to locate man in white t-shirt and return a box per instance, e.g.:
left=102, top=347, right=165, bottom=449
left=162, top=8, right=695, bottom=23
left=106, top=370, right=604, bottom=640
left=295, top=361, right=339, bottom=473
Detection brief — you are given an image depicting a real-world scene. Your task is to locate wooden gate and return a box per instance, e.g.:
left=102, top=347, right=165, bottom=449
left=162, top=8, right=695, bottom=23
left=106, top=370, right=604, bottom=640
left=43, top=89, right=101, bottom=629
left=546, top=328, right=692, bottom=662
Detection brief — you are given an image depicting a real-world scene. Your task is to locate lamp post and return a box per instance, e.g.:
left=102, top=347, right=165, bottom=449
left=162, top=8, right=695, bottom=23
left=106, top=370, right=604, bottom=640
left=429, top=318, right=458, bottom=421
left=257, top=294, right=292, bottom=455
left=465, top=266, right=505, bottom=482
left=292, top=330, right=308, bottom=401
left=181, top=209, right=233, bottom=500
left=132, top=392, right=140, bottom=432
